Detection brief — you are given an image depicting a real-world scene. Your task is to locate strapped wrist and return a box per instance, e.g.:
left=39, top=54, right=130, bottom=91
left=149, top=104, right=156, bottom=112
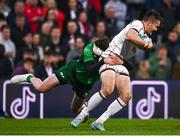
left=144, top=41, right=148, bottom=48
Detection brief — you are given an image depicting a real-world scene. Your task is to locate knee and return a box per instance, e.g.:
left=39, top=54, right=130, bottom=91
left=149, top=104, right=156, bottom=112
left=35, top=85, right=45, bottom=93
left=121, top=91, right=132, bottom=102
left=101, top=87, right=114, bottom=97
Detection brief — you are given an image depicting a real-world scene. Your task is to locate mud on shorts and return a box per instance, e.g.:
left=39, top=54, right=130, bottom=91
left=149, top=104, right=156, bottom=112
left=55, top=60, right=92, bottom=99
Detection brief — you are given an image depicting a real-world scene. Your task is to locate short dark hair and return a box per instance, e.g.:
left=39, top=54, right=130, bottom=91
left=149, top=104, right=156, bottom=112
left=75, top=35, right=84, bottom=41
left=94, top=36, right=109, bottom=51
left=0, top=44, right=5, bottom=55
left=23, top=58, right=34, bottom=64
left=143, top=9, right=163, bottom=22
left=158, top=45, right=167, bottom=51
left=1, top=25, right=10, bottom=32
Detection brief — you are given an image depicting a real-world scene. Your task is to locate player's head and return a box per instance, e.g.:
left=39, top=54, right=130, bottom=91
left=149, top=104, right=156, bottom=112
left=93, top=36, right=109, bottom=56
left=142, top=9, right=163, bottom=35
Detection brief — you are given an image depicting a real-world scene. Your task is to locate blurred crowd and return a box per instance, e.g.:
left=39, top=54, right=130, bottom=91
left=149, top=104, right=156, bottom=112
left=0, top=0, right=180, bottom=80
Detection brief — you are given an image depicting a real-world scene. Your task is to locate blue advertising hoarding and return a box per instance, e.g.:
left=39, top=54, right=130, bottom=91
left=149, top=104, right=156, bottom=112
left=0, top=80, right=180, bottom=119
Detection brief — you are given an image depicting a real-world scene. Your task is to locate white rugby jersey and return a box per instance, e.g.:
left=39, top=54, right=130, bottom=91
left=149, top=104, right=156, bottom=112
left=101, top=20, right=145, bottom=61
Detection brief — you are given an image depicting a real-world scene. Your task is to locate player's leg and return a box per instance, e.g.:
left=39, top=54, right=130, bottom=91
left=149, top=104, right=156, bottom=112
left=71, top=93, right=85, bottom=113
left=11, top=73, right=60, bottom=93
left=71, top=69, right=116, bottom=128
left=29, top=74, right=60, bottom=93
left=10, top=73, right=34, bottom=83
left=84, top=69, right=116, bottom=112
left=93, top=74, right=131, bottom=131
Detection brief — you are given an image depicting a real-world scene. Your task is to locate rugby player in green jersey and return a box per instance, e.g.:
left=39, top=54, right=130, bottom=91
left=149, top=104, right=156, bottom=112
left=10, top=37, right=122, bottom=113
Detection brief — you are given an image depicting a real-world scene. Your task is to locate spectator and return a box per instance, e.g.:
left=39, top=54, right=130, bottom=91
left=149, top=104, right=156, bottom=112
left=86, top=0, right=103, bottom=26
left=11, top=14, right=29, bottom=62
left=174, top=23, right=180, bottom=36
left=7, top=0, right=30, bottom=30
left=0, top=17, right=7, bottom=38
left=24, top=0, right=44, bottom=33
left=66, top=36, right=84, bottom=63
left=32, top=33, right=44, bottom=61
left=77, top=11, right=93, bottom=38
left=51, top=51, right=61, bottom=70
left=165, top=31, right=178, bottom=64
left=20, top=48, right=38, bottom=65
left=64, top=0, right=83, bottom=21
left=48, top=27, right=70, bottom=65
left=34, top=51, right=55, bottom=80
left=126, top=0, right=145, bottom=21
left=11, top=14, right=29, bottom=47
left=156, top=0, right=177, bottom=40
left=0, top=0, right=10, bottom=17
left=93, top=20, right=107, bottom=39
left=104, top=6, right=118, bottom=38
left=14, top=33, right=33, bottom=64
left=0, top=25, right=16, bottom=61
left=149, top=46, right=172, bottom=79
left=40, top=22, right=51, bottom=48
left=64, top=20, right=79, bottom=49
left=0, top=44, right=12, bottom=78
left=22, top=33, right=40, bottom=63
left=41, top=0, right=65, bottom=32
left=12, top=58, right=34, bottom=76
left=136, top=59, right=150, bottom=80
left=44, top=8, right=59, bottom=28
left=105, top=0, right=127, bottom=31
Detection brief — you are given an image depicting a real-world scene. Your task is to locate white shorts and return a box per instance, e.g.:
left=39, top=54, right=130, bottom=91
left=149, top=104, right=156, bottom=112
left=99, top=64, right=129, bottom=76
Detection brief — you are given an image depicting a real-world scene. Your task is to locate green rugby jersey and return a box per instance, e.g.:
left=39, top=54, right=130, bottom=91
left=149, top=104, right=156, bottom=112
left=75, top=43, right=99, bottom=86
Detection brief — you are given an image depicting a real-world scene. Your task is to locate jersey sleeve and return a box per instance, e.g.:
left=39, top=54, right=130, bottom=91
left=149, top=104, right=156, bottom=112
left=129, top=20, right=143, bottom=33
left=83, top=43, right=95, bottom=63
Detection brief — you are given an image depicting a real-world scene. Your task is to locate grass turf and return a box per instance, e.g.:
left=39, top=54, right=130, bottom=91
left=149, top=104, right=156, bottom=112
left=0, top=118, right=180, bottom=135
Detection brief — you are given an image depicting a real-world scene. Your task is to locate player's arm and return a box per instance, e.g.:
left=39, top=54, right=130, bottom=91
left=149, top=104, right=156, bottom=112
left=127, top=29, right=152, bottom=48
left=84, top=60, right=104, bottom=76
left=84, top=56, right=122, bottom=76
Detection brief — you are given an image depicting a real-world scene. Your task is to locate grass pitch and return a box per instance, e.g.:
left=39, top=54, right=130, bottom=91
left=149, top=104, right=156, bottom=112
left=0, top=118, right=180, bottom=135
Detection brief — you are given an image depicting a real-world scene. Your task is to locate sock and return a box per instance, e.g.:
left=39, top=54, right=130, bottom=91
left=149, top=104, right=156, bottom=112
left=77, top=102, right=87, bottom=113
left=77, top=92, right=105, bottom=120
left=27, top=75, right=34, bottom=83
left=96, top=97, right=126, bottom=124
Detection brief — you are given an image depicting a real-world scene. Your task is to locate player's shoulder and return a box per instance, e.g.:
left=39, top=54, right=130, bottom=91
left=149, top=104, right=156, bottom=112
left=84, top=43, right=93, bottom=51
left=128, top=20, right=144, bottom=33
left=130, top=20, right=142, bottom=26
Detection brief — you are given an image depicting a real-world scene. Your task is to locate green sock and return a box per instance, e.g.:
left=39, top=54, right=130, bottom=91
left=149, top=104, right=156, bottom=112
left=27, top=75, right=34, bottom=83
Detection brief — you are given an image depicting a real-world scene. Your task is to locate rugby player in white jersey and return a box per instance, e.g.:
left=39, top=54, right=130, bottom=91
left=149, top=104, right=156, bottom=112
left=71, top=9, right=163, bottom=131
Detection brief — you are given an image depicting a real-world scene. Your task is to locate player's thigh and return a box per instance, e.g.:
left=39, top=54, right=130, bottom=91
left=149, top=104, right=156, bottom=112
left=71, top=93, right=84, bottom=112
left=39, top=74, right=60, bottom=91
left=100, top=69, right=116, bottom=96
left=115, top=74, right=132, bottom=102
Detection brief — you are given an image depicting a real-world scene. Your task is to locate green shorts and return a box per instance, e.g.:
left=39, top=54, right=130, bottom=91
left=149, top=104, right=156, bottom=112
left=55, top=60, right=92, bottom=99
